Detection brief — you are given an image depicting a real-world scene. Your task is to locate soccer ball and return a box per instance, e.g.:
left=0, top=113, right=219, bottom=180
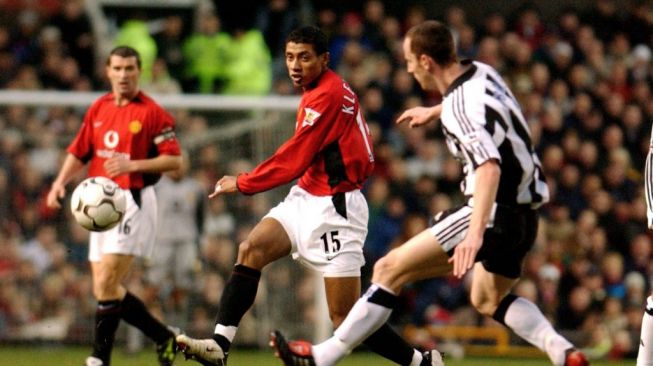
left=70, top=177, right=126, bottom=232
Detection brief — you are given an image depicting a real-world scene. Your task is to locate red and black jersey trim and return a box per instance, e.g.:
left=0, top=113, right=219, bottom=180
left=323, top=141, right=348, bottom=219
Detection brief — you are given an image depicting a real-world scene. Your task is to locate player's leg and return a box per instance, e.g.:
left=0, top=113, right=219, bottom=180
left=114, top=188, right=180, bottom=365
left=471, top=206, right=587, bottom=366
left=88, top=254, right=133, bottom=365
left=213, top=217, right=291, bottom=351
left=471, top=265, right=585, bottom=366
left=637, top=293, right=653, bottom=365
left=177, top=217, right=291, bottom=365
left=323, top=276, right=360, bottom=327
left=322, top=276, right=432, bottom=366
left=305, top=229, right=450, bottom=366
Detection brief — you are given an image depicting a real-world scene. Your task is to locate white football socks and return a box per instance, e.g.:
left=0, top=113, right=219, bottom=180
left=312, top=284, right=396, bottom=366
left=503, top=297, right=572, bottom=366
left=409, top=349, right=424, bottom=366
left=214, top=324, right=237, bottom=343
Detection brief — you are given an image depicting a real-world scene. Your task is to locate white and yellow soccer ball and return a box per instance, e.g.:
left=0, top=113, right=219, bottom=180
left=70, top=177, right=126, bottom=232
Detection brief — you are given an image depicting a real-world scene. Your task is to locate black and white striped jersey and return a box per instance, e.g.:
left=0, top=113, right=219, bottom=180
left=440, top=60, right=549, bottom=208
left=645, top=128, right=653, bottom=227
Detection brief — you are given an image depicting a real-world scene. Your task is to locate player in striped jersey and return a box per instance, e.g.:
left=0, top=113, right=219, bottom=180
left=273, top=20, right=588, bottom=366
left=637, top=132, right=653, bottom=365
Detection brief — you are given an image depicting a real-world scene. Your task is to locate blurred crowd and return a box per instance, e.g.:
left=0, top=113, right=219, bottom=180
left=1, top=0, right=653, bottom=361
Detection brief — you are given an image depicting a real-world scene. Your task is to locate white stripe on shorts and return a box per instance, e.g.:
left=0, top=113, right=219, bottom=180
left=429, top=205, right=473, bottom=252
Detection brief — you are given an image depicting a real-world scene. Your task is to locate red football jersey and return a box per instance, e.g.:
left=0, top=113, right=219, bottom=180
left=68, top=91, right=181, bottom=189
left=237, top=69, right=374, bottom=196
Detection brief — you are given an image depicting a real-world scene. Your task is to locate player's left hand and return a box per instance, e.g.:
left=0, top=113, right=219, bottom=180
left=104, top=157, right=133, bottom=178
left=448, top=235, right=482, bottom=278
left=209, top=175, right=238, bottom=198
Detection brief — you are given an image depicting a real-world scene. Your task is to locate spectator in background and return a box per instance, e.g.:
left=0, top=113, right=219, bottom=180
left=480, top=12, right=506, bottom=40
left=514, top=5, right=546, bottom=51
left=583, top=0, right=622, bottom=44
left=256, top=0, right=300, bottom=82
left=328, top=12, right=371, bottom=70
left=154, top=15, right=186, bottom=83
left=114, top=17, right=157, bottom=84
left=48, top=0, right=94, bottom=80
left=221, top=26, right=272, bottom=95
left=365, top=194, right=406, bottom=266
left=625, top=233, right=651, bottom=284
left=19, top=224, right=61, bottom=277
left=624, top=2, right=653, bottom=47
left=147, top=152, right=205, bottom=327
left=11, top=9, right=42, bottom=66
left=182, top=13, right=229, bottom=93
left=141, top=58, right=182, bottom=94
left=203, top=195, right=235, bottom=239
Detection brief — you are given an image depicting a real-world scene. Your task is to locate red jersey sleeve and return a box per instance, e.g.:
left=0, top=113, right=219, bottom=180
left=237, top=90, right=338, bottom=194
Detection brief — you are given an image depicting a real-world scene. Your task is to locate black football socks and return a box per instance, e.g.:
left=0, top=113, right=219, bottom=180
left=120, top=291, right=172, bottom=344
left=92, top=299, right=121, bottom=365
left=213, top=264, right=262, bottom=352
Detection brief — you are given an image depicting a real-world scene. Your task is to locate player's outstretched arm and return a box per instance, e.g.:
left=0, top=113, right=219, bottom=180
left=396, top=104, right=442, bottom=128
left=47, top=153, right=85, bottom=209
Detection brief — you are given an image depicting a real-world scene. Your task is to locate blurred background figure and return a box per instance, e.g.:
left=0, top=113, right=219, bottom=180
left=147, top=152, right=205, bottom=329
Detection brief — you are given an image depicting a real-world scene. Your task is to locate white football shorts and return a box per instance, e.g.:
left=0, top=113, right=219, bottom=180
left=265, top=185, right=367, bottom=277
left=88, top=186, right=157, bottom=262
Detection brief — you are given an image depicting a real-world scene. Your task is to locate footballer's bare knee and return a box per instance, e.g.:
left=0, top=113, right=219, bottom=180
left=237, top=239, right=270, bottom=269
left=371, top=253, right=405, bottom=291
left=93, top=271, right=122, bottom=299
left=470, top=295, right=499, bottom=317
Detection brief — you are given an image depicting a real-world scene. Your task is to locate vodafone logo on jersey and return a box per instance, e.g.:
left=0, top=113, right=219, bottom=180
left=97, top=129, right=129, bottom=160
left=103, top=130, right=119, bottom=148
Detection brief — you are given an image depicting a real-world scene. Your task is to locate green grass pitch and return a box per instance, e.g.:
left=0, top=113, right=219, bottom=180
left=0, top=345, right=626, bottom=366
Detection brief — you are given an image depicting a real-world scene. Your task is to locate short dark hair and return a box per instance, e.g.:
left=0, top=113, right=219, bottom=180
left=107, top=46, right=141, bottom=68
left=406, top=20, right=457, bottom=66
left=286, top=26, right=328, bottom=55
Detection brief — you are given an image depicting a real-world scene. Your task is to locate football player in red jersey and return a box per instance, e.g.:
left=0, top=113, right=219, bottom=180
left=272, top=20, right=588, bottom=366
left=176, top=26, right=437, bottom=366
left=46, top=46, right=182, bottom=366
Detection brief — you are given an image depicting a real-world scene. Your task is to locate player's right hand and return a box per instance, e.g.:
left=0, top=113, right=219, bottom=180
left=396, top=105, right=442, bottom=128
left=209, top=175, right=238, bottom=198
left=448, top=234, right=482, bottom=278
left=46, top=183, right=66, bottom=209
